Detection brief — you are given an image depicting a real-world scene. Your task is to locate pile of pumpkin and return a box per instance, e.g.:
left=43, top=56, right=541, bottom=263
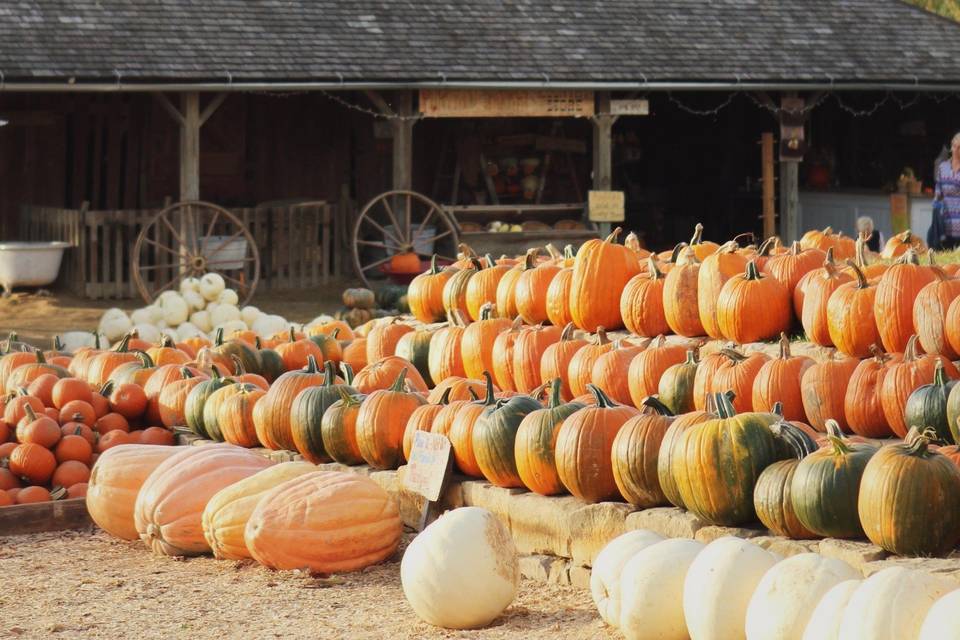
left=592, top=531, right=960, bottom=640
left=0, top=336, right=176, bottom=507
left=333, top=286, right=410, bottom=329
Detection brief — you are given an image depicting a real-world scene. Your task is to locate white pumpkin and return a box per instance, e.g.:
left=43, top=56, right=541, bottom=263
left=745, top=553, right=859, bottom=640
left=309, top=313, right=335, bottom=325
left=240, top=306, right=262, bottom=327
left=176, top=322, right=203, bottom=341
left=919, top=588, right=960, bottom=640
left=131, top=323, right=161, bottom=344
left=130, top=307, right=154, bottom=325
left=591, top=530, right=664, bottom=627
left=619, top=538, right=705, bottom=640
left=183, top=289, right=205, bottom=312
left=190, top=310, right=213, bottom=333
left=683, top=536, right=780, bottom=640
left=146, top=305, right=165, bottom=324
left=218, top=288, right=239, bottom=307
left=214, top=320, right=248, bottom=338
left=252, top=314, right=290, bottom=338
left=199, top=273, right=226, bottom=301
left=157, top=290, right=181, bottom=303
left=180, top=277, right=201, bottom=294
left=98, top=308, right=132, bottom=342
left=802, top=579, right=861, bottom=640
left=210, top=303, right=241, bottom=327
left=57, top=331, right=110, bottom=354
left=401, top=507, right=518, bottom=629
left=838, top=567, right=954, bottom=640
left=161, top=294, right=190, bottom=326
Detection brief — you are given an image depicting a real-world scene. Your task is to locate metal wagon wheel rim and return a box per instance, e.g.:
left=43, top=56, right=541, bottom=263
left=132, top=200, right=261, bottom=306
left=351, top=190, right=459, bottom=288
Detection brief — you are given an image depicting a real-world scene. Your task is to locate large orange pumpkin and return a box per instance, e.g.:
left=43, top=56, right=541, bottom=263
left=663, top=247, right=705, bottom=337
left=627, top=335, right=688, bottom=408
left=355, top=369, right=427, bottom=469
left=495, top=256, right=527, bottom=320
left=827, top=261, right=881, bottom=358
left=762, top=241, right=826, bottom=303
left=511, top=323, right=563, bottom=394
left=880, top=335, right=959, bottom=437
left=491, top=318, right=525, bottom=392
left=692, top=350, right=728, bottom=412
left=554, top=385, right=639, bottom=502
left=620, top=256, right=671, bottom=338
left=461, top=303, right=511, bottom=383
left=427, top=316, right=468, bottom=384
left=880, top=229, right=926, bottom=260
left=408, top=256, right=457, bottom=323
left=365, top=318, right=414, bottom=363
left=539, top=323, right=588, bottom=402
left=800, top=351, right=860, bottom=432
left=157, top=369, right=208, bottom=428
left=698, top=242, right=748, bottom=339
left=707, top=348, right=770, bottom=414
left=567, top=327, right=613, bottom=398
left=447, top=373, right=498, bottom=477
left=751, top=333, right=814, bottom=421
left=569, top=227, right=642, bottom=331
left=875, top=250, right=937, bottom=353
left=611, top=396, right=675, bottom=507
left=402, top=389, right=450, bottom=462
left=845, top=348, right=899, bottom=438
left=716, top=261, right=791, bottom=344
left=245, top=471, right=402, bottom=573
left=515, top=249, right=561, bottom=325
left=8, top=442, right=57, bottom=485
left=591, top=339, right=646, bottom=406
left=801, top=249, right=853, bottom=347
left=465, top=255, right=511, bottom=321
left=915, top=268, right=960, bottom=359
left=545, top=245, right=576, bottom=327
left=441, top=257, right=481, bottom=322
left=134, top=444, right=273, bottom=556
left=352, top=355, right=428, bottom=394
left=252, top=356, right=326, bottom=450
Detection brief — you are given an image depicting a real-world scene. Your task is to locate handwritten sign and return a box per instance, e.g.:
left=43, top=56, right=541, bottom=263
left=588, top=190, right=625, bottom=222
left=404, top=431, right=453, bottom=502
left=610, top=99, right=649, bottom=116
left=420, top=90, right=594, bottom=118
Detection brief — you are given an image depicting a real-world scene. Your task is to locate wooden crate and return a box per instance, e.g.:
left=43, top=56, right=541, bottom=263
left=19, top=202, right=332, bottom=299
left=0, top=498, right=91, bottom=537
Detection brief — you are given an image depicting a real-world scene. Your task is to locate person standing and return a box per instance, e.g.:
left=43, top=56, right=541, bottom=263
left=856, top=216, right=882, bottom=252
left=933, top=132, right=960, bottom=250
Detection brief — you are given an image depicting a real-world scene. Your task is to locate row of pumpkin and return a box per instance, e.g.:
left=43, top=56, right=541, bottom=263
left=406, top=224, right=957, bottom=360
left=592, top=531, right=959, bottom=640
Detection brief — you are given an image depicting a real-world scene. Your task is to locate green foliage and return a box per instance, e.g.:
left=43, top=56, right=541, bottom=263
left=906, top=0, right=960, bottom=22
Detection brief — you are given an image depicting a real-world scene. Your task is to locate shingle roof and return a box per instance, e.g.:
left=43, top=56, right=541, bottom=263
left=0, top=0, right=958, bottom=86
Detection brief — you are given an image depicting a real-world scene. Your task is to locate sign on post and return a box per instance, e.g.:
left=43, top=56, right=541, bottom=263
left=588, top=190, right=625, bottom=223
left=610, top=99, right=650, bottom=116
left=420, top=90, right=595, bottom=118
left=404, top=430, right=454, bottom=529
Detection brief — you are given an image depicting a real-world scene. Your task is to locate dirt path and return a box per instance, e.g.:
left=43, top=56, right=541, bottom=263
left=0, top=529, right=613, bottom=640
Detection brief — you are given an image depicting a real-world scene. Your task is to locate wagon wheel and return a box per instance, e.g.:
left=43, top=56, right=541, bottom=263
left=352, top=189, right=459, bottom=288
left=132, top=200, right=261, bottom=306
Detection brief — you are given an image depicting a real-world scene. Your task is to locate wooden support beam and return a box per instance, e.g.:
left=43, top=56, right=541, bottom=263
left=180, top=92, right=200, bottom=202
left=391, top=91, right=414, bottom=192
left=592, top=92, right=618, bottom=236
left=761, top=132, right=776, bottom=240
left=199, top=92, right=228, bottom=127
left=154, top=93, right=185, bottom=127
left=364, top=90, right=396, bottom=117
left=779, top=159, right=800, bottom=243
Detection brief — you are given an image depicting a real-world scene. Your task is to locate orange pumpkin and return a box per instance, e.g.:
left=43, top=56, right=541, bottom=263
left=491, top=318, right=525, bottom=393
left=442, top=257, right=481, bottom=322
left=539, top=323, right=588, bottom=402
left=880, top=229, right=926, bottom=260
left=717, top=261, right=791, bottom=344
left=217, top=385, right=265, bottom=448
left=427, top=316, right=468, bottom=384
left=800, top=249, right=854, bottom=347
left=827, top=261, right=881, bottom=358
left=146, top=336, right=191, bottom=367
left=461, top=303, right=512, bottom=380
left=402, top=389, right=450, bottom=462
left=134, top=444, right=273, bottom=555
left=751, top=333, right=814, bottom=421
left=495, top=253, right=528, bottom=320
left=426, top=377, right=487, bottom=403
left=663, top=247, right=705, bottom=337
left=590, top=339, right=646, bottom=406
left=447, top=374, right=497, bottom=477
left=408, top=256, right=457, bottom=323
left=880, top=335, right=959, bottom=437
left=569, top=227, right=642, bottom=331
left=710, top=348, right=770, bottom=414
left=465, top=255, right=511, bottom=321
left=252, top=356, right=326, bottom=450
left=355, top=369, right=426, bottom=469
left=697, top=242, right=748, bottom=339
left=511, top=323, right=563, bottom=394
left=620, top=256, right=671, bottom=338
left=567, top=327, right=613, bottom=398
left=875, top=250, right=937, bottom=353
left=157, top=369, right=207, bottom=429
left=554, top=385, right=639, bottom=502
left=275, top=328, right=325, bottom=372
left=352, top=355, right=428, bottom=394
left=845, top=348, right=899, bottom=438
left=611, top=396, right=676, bottom=507
left=762, top=242, right=826, bottom=302
left=545, top=245, right=577, bottom=327
left=9, top=442, right=57, bottom=485
left=800, top=351, right=860, bottom=432
left=627, top=335, right=688, bottom=408
left=515, top=249, right=561, bottom=325
left=245, top=471, right=401, bottom=573
left=915, top=268, right=960, bottom=359
left=85, top=335, right=141, bottom=388
left=341, top=338, right=368, bottom=373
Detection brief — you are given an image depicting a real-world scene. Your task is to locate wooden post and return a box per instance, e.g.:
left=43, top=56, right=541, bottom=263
left=592, top=92, right=617, bottom=237
left=779, top=160, right=800, bottom=243
left=761, top=132, right=776, bottom=239
left=180, top=93, right=200, bottom=202
left=391, top=91, right=414, bottom=192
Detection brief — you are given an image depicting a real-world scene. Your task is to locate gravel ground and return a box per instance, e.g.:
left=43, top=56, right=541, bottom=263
left=0, top=529, right=614, bottom=640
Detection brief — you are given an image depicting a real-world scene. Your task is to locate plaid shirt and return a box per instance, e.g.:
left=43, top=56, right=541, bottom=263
left=935, top=160, right=960, bottom=238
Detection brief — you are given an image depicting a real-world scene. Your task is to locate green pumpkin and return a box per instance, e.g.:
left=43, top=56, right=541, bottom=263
left=754, top=459, right=817, bottom=539
left=255, top=337, right=286, bottom=382
left=611, top=396, right=674, bottom=508
left=320, top=387, right=367, bottom=465
left=913, top=359, right=959, bottom=443
left=674, top=392, right=783, bottom=526
left=657, top=350, right=698, bottom=414
left=396, top=295, right=410, bottom=314
left=289, top=360, right=358, bottom=463
left=308, top=328, right=343, bottom=364
left=394, top=328, right=435, bottom=387
left=514, top=377, right=586, bottom=495
left=203, top=382, right=258, bottom=442
left=211, top=327, right=261, bottom=376
left=472, top=385, right=542, bottom=488
left=376, top=284, right=408, bottom=310
left=184, top=365, right=234, bottom=438
left=790, top=421, right=878, bottom=539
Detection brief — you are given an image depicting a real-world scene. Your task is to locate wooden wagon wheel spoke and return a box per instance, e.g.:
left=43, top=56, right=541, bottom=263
left=153, top=274, right=182, bottom=296
left=143, top=237, right=182, bottom=258
left=158, top=214, right=188, bottom=252
left=357, top=240, right=390, bottom=249
left=380, top=197, right=406, bottom=243
left=220, top=273, right=248, bottom=289
left=360, top=255, right=394, bottom=272
left=426, top=229, right=455, bottom=243
left=138, top=261, right=189, bottom=271
left=201, top=209, right=222, bottom=251
left=415, top=206, right=439, bottom=237
left=405, top=192, right=413, bottom=239
left=358, top=215, right=404, bottom=247
left=205, top=228, right=245, bottom=260
left=205, top=256, right=257, bottom=267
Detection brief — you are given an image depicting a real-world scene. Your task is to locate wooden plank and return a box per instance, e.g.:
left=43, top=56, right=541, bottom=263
left=115, top=213, right=125, bottom=298
left=87, top=217, right=100, bottom=299
left=391, top=91, right=414, bottom=192
left=0, top=498, right=91, bottom=537
left=761, top=132, right=776, bottom=239
left=779, top=160, right=800, bottom=243
left=420, top=89, right=594, bottom=118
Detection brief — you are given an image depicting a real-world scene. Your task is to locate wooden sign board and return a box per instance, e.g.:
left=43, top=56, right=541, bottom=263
left=420, top=90, right=594, bottom=118
left=610, top=99, right=650, bottom=116
left=588, top=190, right=625, bottom=222
left=404, top=430, right=453, bottom=502
left=779, top=96, right=806, bottom=161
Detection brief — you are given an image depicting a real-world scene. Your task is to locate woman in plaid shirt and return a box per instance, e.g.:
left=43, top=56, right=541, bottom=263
left=935, top=132, right=960, bottom=250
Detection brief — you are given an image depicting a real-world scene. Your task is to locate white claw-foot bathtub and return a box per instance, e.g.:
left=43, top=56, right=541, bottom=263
left=0, top=242, right=70, bottom=295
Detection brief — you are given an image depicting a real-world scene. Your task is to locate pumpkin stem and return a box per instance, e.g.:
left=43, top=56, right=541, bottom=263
left=604, top=227, right=622, bottom=244
left=772, top=401, right=784, bottom=417
left=827, top=433, right=853, bottom=456
left=720, top=347, right=747, bottom=364
left=904, top=335, right=919, bottom=363
left=339, top=362, right=355, bottom=385
left=467, top=387, right=479, bottom=401
left=789, top=241, right=802, bottom=256
left=214, top=327, right=225, bottom=347
left=545, top=244, right=562, bottom=261
left=822, top=247, right=836, bottom=275
left=322, top=359, right=338, bottom=387
left=22, top=404, right=37, bottom=422
left=179, top=367, right=194, bottom=379
left=547, top=377, right=563, bottom=409
left=904, top=427, right=934, bottom=457
left=683, top=349, right=698, bottom=366
left=689, top=223, right=705, bottom=246
left=52, top=335, right=64, bottom=352
left=479, top=302, right=496, bottom=321
left=771, top=421, right=817, bottom=459
left=33, top=348, right=46, bottom=364
left=563, top=244, right=575, bottom=261
left=641, top=396, right=674, bottom=416
left=825, top=419, right=846, bottom=439
left=427, top=254, right=441, bottom=275
left=481, top=370, right=497, bottom=406
left=255, top=336, right=263, bottom=350
left=714, top=391, right=736, bottom=418
left=330, top=327, right=341, bottom=340
left=304, top=355, right=320, bottom=373
left=134, top=350, right=155, bottom=368
left=93, top=331, right=102, bottom=350
left=654, top=334, right=666, bottom=349
left=231, top=355, right=245, bottom=376
left=113, top=334, right=131, bottom=353
left=756, top=237, right=776, bottom=257
left=586, top=383, right=618, bottom=408
left=510, top=316, right=524, bottom=332
left=436, top=386, right=453, bottom=406
left=560, top=322, right=576, bottom=341
left=933, top=359, right=948, bottom=387
left=388, top=367, right=408, bottom=392
left=668, top=242, right=687, bottom=264
left=523, top=248, right=539, bottom=270
left=288, top=326, right=297, bottom=343
left=159, top=334, right=176, bottom=348
left=777, top=333, right=791, bottom=360
left=595, top=326, right=610, bottom=346
left=845, top=259, right=869, bottom=289
left=646, top=255, right=664, bottom=280
left=209, top=364, right=222, bottom=379
left=897, top=248, right=921, bottom=266
left=743, top=260, right=763, bottom=281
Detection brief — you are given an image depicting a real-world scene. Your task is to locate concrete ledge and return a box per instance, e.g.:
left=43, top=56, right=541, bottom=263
left=178, top=434, right=960, bottom=587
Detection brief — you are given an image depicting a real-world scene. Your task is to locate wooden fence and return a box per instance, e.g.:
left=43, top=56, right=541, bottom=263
left=18, top=202, right=333, bottom=300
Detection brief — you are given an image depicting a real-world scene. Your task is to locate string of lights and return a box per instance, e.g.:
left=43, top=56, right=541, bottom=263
left=320, top=90, right=423, bottom=121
